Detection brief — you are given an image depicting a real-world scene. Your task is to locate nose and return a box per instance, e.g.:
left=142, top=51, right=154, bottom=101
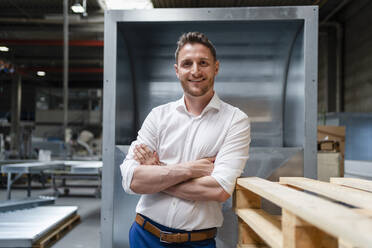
left=191, top=63, right=200, bottom=75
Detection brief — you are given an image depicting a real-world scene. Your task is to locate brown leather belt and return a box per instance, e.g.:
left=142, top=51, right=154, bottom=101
left=135, top=214, right=217, bottom=243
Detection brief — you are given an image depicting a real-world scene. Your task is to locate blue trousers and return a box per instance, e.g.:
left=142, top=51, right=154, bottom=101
left=129, top=216, right=216, bottom=248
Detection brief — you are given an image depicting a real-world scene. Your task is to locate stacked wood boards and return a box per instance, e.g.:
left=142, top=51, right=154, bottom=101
left=234, top=177, right=372, bottom=248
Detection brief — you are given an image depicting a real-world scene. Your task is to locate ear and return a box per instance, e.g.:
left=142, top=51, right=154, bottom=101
left=214, top=60, right=220, bottom=75
left=174, top=63, right=180, bottom=79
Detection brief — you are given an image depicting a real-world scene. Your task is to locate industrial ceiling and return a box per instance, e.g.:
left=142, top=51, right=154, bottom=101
left=0, top=0, right=350, bottom=88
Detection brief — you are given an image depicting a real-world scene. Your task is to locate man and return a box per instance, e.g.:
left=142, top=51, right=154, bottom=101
left=120, top=32, right=251, bottom=248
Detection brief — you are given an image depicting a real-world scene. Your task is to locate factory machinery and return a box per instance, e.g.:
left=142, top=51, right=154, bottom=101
left=102, top=6, right=318, bottom=248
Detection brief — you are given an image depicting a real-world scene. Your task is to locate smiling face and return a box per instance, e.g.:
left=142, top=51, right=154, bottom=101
left=174, top=43, right=219, bottom=99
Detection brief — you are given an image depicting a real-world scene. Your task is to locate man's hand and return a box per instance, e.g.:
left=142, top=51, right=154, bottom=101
left=133, top=143, right=214, bottom=176
left=187, top=157, right=215, bottom=178
left=133, top=144, right=163, bottom=165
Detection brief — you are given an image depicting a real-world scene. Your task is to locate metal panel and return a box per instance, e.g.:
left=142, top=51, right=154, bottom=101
left=0, top=197, right=55, bottom=213
left=113, top=146, right=140, bottom=247
left=344, top=160, right=372, bottom=180
left=64, top=161, right=102, bottom=174
left=284, top=27, right=305, bottom=147
left=118, top=20, right=302, bottom=146
left=152, top=0, right=317, bottom=8
left=303, top=6, right=318, bottom=179
left=101, top=10, right=118, bottom=248
left=102, top=7, right=318, bottom=248
left=1, top=161, right=65, bottom=173
left=0, top=206, right=77, bottom=247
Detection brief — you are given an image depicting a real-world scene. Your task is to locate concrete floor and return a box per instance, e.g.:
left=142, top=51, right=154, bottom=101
left=0, top=182, right=101, bottom=248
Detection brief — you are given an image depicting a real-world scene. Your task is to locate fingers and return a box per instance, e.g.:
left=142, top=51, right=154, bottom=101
left=153, top=151, right=160, bottom=165
left=134, top=154, right=144, bottom=164
left=133, top=144, right=161, bottom=166
left=204, top=156, right=216, bottom=163
left=133, top=146, right=145, bottom=164
left=137, top=144, right=151, bottom=160
left=142, top=145, right=153, bottom=160
left=210, top=156, right=216, bottom=163
left=133, top=154, right=141, bottom=163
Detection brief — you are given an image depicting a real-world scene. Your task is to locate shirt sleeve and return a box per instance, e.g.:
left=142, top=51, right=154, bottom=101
left=120, top=109, right=158, bottom=194
left=211, top=109, right=251, bottom=195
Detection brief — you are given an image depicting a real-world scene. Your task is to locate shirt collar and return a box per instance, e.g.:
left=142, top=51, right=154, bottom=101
left=175, top=92, right=221, bottom=115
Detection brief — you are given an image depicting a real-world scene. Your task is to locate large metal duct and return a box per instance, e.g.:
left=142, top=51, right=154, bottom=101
left=102, top=6, right=318, bottom=248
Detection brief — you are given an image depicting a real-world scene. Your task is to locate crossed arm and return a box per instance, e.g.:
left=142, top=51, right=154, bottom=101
left=164, top=176, right=230, bottom=202
left=124, top=108, right=250, bottom=203
left=130, top=144, right=230, bottom=202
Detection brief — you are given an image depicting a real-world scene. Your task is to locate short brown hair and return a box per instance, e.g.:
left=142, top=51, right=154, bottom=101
left=175, top=32, right=217, bottom=63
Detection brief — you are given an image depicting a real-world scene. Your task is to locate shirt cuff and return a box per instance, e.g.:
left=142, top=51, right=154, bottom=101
left=211, top=173, right=236, bottom=196
left=120, top=159, right=138, bottom=195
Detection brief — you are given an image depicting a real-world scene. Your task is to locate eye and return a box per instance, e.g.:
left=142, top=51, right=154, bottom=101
left=181, top=61, right=192, bottom=67
left=200, top=60, right=209, bottom=67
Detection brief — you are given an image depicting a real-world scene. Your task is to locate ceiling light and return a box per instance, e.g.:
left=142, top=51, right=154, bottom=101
left=37, top=71, right=46, bottom=77
left=71, top=3, right=85, bottom=13
left=0, top=46, right=9, bottom=52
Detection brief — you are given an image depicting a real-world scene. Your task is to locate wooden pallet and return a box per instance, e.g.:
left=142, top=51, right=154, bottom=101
left=32, top=214, right=81, bottom=248
left=234, top=177, right=372, bottom=248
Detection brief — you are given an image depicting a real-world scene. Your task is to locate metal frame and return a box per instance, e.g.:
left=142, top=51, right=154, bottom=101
left=1, top=161, right=65, bottom=200
left=2, top=161, right=102, bottom=200
left=102, top=7, right=318, bottom=248
left=48, top=167, right=102, bottom=198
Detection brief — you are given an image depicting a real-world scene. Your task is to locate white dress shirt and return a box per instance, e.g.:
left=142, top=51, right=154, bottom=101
left=120, top=93, right=250, bottom=230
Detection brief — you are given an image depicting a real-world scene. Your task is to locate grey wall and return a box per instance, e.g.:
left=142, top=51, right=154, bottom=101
left=343, top=2, right=372, bottom=111
left=323, top=113, right=372, bottom=161
left=318, top=1, right=372, bottom=113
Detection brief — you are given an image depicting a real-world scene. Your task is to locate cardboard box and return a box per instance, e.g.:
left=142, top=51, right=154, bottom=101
left=318, top=126, right=345, bottom=177
left=318, top=152, right=342, bottom=182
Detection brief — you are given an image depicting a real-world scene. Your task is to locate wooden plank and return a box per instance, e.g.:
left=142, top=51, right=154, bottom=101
left=330, top=177, right=372, bottom=193
left=32, top=214, right=80, bottom=248
left=282, top=209, right=337, bottom=248
left=234, top=184, right=261, bottom=209
left=236, top=209, right=282, bottom=248
left=235, top=186, right=263, bottom=247
left=238, top=217, right=266, bottom=247
left=237, top=177, right=372, bottom=248
left=279, top=177, right=372, bottom=209
left=338, top=239, right=357, bottom=248
left=354, top=208, right=372, bottom=218
left=237, top=244, right=269, bottom=248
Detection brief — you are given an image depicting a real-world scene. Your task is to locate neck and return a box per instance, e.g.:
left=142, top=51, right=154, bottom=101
left=184, top=90, right=214, bottom=116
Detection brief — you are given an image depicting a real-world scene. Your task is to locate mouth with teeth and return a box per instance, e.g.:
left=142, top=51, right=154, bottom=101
left=188, top=78, right=205, bottom=83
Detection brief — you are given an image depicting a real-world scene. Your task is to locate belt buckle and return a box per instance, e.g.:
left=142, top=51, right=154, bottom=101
left=159, top=230, right=172, bottom=243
